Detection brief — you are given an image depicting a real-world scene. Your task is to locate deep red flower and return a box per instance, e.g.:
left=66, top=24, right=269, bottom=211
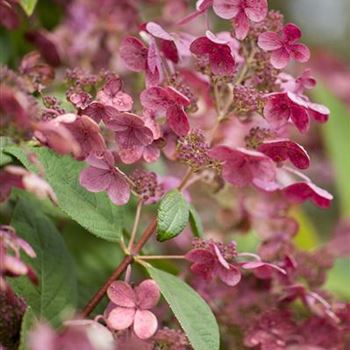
left=213, top=0, right=268, bottom=40
left=258, top=23, right=310, bottom=69
left=258, top=139, right=310, bottom=169
left=282, top=181, right=333, bottom=208
left=190, top=31, right=236, bottom=76
left=79, top=151, right=130, bottom=205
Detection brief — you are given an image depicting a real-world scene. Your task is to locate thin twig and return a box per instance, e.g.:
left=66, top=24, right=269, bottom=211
left=128, top=199, right=143, bottom=251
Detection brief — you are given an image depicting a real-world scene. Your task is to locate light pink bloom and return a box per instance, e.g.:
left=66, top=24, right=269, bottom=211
left=263, top=92, right=329, bottom=133
left=106, top=280, right=160, bottom=340
left=185, top=243, right=242, bottom=286
left=0, top=225, right=37, bottom=291
left=79, top=151, right=130, bottom=205
left=4, top=166, right=57, bottom=203
left=190, top=30, right=236, bottom=76
left=258, top=23, right=310, bottom=69
left=106, top=112, right=154, bottom=164
left=96, top=76, right=133, bottom=112
left=140, top=86, right=190, bottom=136
left=258, top=139, right=310, bottom=169
left=213, top=0, right=268, bottom=40
left=209, top=146, right=279, bottom=191
left=278, top=69, right=316, bottom=95
left=282, top=182, right=333, bottom=209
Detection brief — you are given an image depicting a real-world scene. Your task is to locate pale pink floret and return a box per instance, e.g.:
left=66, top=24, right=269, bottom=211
left=106, top=280, right=160, bottom=340
left=190, top=30, right=236, bottom=76
left=213, top=0, right=268, bottom=40
left=258, top=23, right=310, bottom=69
left=209, top=146, right=279, bottom=191
left=79, top=151, right=130, bottom=205
left=258, top=139, right=310, bottom=170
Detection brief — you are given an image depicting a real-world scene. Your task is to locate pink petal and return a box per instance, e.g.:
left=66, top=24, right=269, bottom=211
left=107, top=307, right=136, bottom=330
left=160, top=39, right=179, bottom=63
left=120, top=37, right=148, bottom=72
left=107, top=174, right=130, bottom=205
left=190, top=36, right=213, bottom=55
left=234, top=10, right=250, bottom=40
left=209, top=46, right=236, bottom=75
left=244, top=0, right=267, bottom=22
left=185, top=248, right=216, bottom=265
left=85, top=152, right=114, bottom=170
left=290, top=104, right=310, bottom=133
left=140, top=87, right=173, bottom=113
left=79, top=167, right=112, bottom=192
left=263, top=93, right=291, bottom=129
left=212, top=244, right=230, bottom=269
left=135, top=280, right=160, bottom=310
left=241, top=261, right=286, bottom=279
left=83, top=103, right=118, bottom=124
left=147, top=38, right=162, bottom=75
left=5, top=255, right=28, bottom=275
left=282, top=23, right=302, bottom=42
left=143, top=144, right=160, bottom=163
left=222, top=159, right=252, bottom=187
left=290, top=43, right=310, bottom=63
left=250, top=157, right=278, bottom=191
left=118, top=145, right=144, bottom=164
left=258, top=31, right=283, bottom=51
left=165, top=86, right=191, bottom=107
left=217, top=265, right=241, bottom=286
left=133, top=310, right=158, bottom=339
left=146, top=22, right=173, bottom=41
left=307, top=103, right=329, bottom=123
left=258, top=140, right=310, bottom=169
left=107, top=281, right=136, bottom=307
left=283, top=182, right=333, bottom=208
left=166, top=105, right=190, bottom=137
left=213, top=0, right=240, bottom=20
left=270, top=47, right=290, bottom=69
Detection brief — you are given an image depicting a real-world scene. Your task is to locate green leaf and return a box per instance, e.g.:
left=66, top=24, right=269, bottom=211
left=10, top=195, right=77, bottom=327
left=146, top=266, right=220, bottom=350
left=157, top=190, right=189, bottom=242
left=5, top=146, right=124, bottom=241
left=189, top=205, right=204, bottom=237
left=0, top=136, right=13, bottom=166
left=325, top=258, right=350, bottom=300
left=20, top=0, right=38, bottom=16
left=312, top=84, right=350, bottom=217
left=19, top=307, right=37, bottom=350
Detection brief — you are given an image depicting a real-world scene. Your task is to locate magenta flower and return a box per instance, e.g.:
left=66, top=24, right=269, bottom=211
left=282, top=182, right=333, bottom=208
left=263, top=92, right=329, bottom=133
left=96, top=76, right=133, bottom=112
left=258, top=23, right=310, bottom=69
left=106, top=112, right=154, bottom=164
left=185, top=242, right=242, bottom=286
left=144, top=22, right=192, bottom=64
left=140, top=86, right=190, bottom=136
left=258, top=139, right=310, bottom=169
left=190, top=30, right=236, bottom=76
left=278, top=69, right=316, bottom=95
left=209, top=146, right=279, bottom=191
left=79, top=151, right=130, bottom=205
left=213, top=0, right=268, bottom=40
left=106, top=280, right=160, bottom=340
left=119, top=36, right=163, bottom=87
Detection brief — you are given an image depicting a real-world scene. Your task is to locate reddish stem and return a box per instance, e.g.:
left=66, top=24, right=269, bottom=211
left=81, top=218, right=157, bottom=317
